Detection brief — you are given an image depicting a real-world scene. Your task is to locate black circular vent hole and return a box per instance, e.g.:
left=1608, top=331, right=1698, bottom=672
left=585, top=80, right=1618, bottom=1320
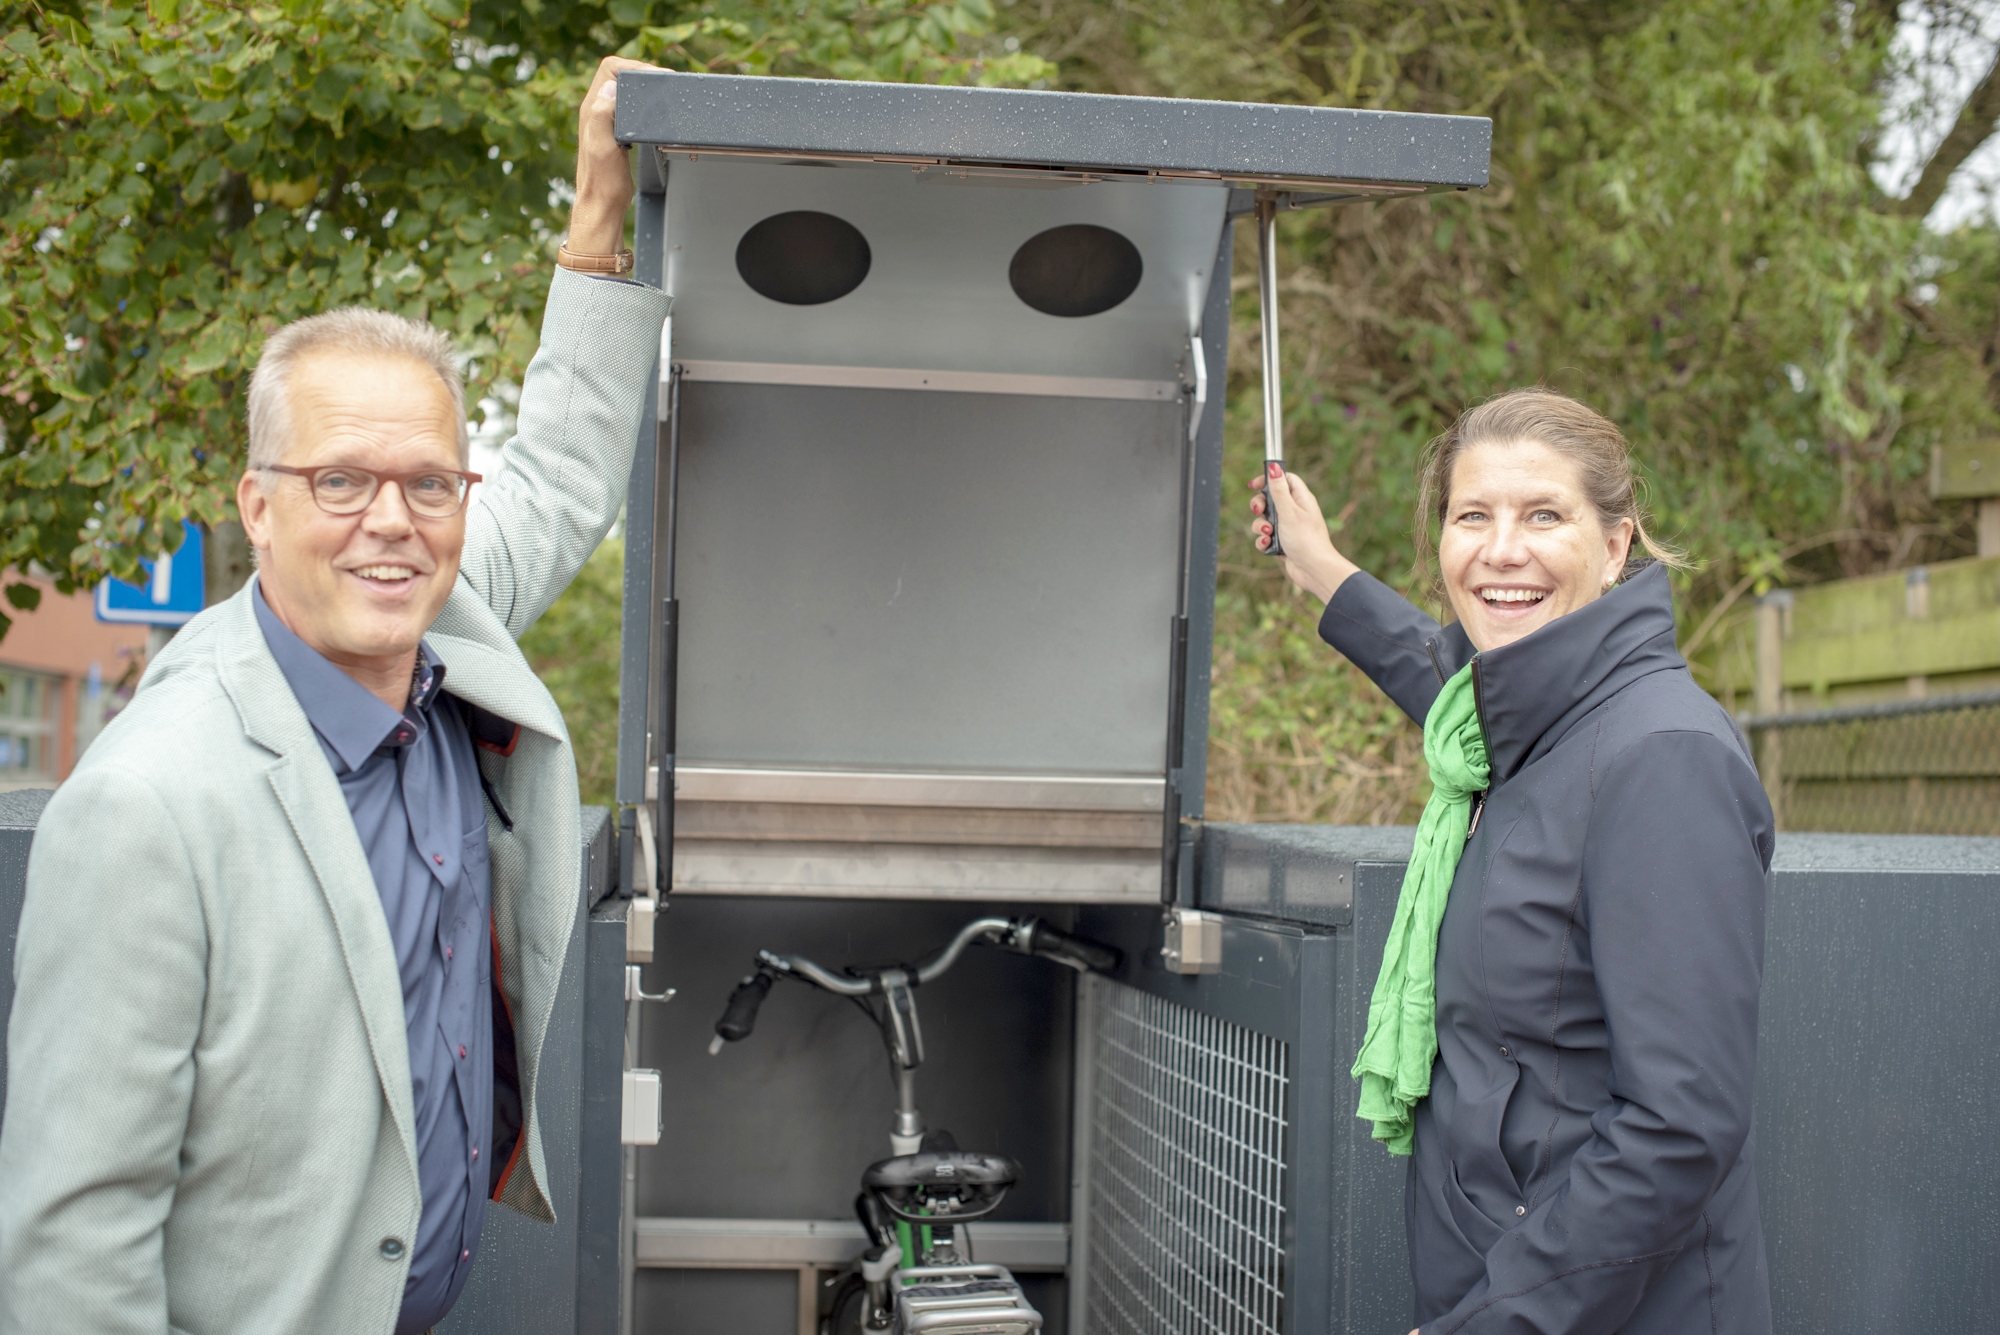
left=735, top=211, right=872, bottom=306
left=1008, top=224, right=1144, bottom=318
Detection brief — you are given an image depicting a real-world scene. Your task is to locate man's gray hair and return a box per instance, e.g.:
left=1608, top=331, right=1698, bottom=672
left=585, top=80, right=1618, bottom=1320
left=245, top=308, right=468, bottom=471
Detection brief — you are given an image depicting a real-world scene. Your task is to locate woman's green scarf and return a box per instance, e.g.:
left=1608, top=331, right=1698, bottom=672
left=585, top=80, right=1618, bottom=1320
left=1351, top=660, right=1489, bottom=1155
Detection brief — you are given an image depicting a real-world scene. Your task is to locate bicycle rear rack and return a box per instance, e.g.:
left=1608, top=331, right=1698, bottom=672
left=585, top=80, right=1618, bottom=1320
left=893, top=1263, right=1043, bottom=1334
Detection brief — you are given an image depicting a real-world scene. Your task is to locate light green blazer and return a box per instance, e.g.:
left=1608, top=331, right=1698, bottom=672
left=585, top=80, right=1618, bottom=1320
left=0, top=268, right=671, bottom=1335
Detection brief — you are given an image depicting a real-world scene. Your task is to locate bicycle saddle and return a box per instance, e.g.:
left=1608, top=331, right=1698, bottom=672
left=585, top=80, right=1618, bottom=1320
left=862, top=1150, right=1020, bottom=1223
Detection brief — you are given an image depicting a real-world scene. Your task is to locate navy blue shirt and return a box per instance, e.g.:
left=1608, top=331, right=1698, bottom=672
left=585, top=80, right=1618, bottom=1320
left=254, top=586, right=494, bottom=1335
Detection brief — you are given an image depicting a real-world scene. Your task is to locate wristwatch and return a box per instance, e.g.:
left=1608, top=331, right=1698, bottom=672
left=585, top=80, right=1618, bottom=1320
left=557, top=241, right=635, bottom=276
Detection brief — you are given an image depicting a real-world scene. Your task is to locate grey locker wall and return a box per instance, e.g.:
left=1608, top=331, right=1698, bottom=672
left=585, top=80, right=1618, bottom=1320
left=1196, top=822, right=2000, bottom=1334
left=0, top=786, right=54, bottom=1134
left=441, top=806, right=622, bottom=1335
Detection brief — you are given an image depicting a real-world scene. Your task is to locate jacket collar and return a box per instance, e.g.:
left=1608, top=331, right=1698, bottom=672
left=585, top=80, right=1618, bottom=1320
left=1473, top=562, right=1687, bottom=784
left=250, top=582, right=448, bottom=773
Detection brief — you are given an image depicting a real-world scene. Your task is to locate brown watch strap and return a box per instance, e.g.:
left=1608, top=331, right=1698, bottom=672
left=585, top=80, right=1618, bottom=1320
left=557, top=241, right=635, bottom=275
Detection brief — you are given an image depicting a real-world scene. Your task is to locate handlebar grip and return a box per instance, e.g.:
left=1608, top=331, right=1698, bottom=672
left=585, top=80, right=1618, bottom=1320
left=713, top=971, right=776, bottom=1045
left=1031, top=922, right=1122, bottom=975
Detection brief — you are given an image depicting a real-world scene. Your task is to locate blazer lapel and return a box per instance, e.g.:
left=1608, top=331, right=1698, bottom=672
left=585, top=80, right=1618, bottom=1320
left=210, top=581, right=419, bottom=1166
left=425, top=636, right=567, bottom=744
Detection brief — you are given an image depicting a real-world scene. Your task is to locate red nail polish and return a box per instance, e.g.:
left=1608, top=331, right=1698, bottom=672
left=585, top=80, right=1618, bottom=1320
left=1268, top=462, right=1281, bottom=477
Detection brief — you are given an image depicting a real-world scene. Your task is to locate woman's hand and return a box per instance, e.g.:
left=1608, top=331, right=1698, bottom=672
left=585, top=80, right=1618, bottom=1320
left=567, top=56, right=662, bottom=256
left=1249, top=462, right=1361, bottom=605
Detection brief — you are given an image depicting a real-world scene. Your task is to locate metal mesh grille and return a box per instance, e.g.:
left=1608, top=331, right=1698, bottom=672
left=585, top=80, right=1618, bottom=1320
left=1082, top=977, right=1289, bottom=1335
left=1744, top=691, right=2000, bottom=835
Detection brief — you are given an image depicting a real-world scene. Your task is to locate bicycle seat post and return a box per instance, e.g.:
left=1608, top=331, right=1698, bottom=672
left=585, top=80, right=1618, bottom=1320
left=892, top=1066, right=923, bottom=1156
left=881, top=970, right=926, bottom=1155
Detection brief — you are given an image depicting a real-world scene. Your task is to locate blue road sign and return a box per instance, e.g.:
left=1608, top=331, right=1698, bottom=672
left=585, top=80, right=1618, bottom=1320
left=95, top=521, right=206, bottom=626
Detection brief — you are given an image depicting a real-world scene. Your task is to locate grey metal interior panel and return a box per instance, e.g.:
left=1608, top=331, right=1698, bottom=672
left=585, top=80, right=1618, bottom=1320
left=636, top=1268, right=798, bottom=1335
left=0, top=787, right=54, bottom=1134
left=615, top=72, right=1491, bottom=189
left=661, top=155, right=1225, bottom=382
left=672, top=383, right=1183, bottom=775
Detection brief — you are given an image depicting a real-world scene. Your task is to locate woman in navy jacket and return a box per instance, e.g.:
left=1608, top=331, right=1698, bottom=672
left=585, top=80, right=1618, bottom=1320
left=1252, top=389, right=1774, bottom=1334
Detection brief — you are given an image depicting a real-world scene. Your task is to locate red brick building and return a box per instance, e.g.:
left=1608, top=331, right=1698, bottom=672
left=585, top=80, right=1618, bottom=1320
left=0, top=574, right=149, bottom=789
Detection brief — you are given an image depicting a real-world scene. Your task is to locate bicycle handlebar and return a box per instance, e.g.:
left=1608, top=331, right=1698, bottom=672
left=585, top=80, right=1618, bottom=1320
left=1026, top=920, right=1122, bottom=974
left=710, top=915, right=1123, bottom=1053
left=705, top=971, right=775, bottom=1054
left=915, top=916, right=1017, bottom=983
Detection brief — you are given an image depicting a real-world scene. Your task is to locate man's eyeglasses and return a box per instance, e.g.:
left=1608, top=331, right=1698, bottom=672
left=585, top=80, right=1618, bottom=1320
left=261, top=464, right=484, bottom=519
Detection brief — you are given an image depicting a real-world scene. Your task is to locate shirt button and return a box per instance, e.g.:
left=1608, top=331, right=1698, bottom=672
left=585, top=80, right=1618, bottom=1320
left=461, top=1248, right=471, bottom=1262
left=1515, top=1206, right=1527, bottom=1217
left=446, top=946, right=454, bottom=960
left=472, top=1147, right=479, bottom=1160
left=433, top=853, right=445, bottom=865
left=458, top=1045, right=467, bottom=1058
left=380, top=1237, right=406, bottom=1260
left=1499, top=1046, right=1510, bottom=1056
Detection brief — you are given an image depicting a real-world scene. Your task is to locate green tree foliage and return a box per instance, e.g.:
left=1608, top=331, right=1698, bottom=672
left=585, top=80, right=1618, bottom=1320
left=999, top=0, right=2000, bottom=820
left=0, top=0, right=1048, bottom=637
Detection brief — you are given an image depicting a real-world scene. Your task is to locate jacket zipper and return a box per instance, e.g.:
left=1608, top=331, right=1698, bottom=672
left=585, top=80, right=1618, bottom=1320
left=1468, top=656, right=1491, bottom=839
left=1430, top=638, right=1492, bottom=838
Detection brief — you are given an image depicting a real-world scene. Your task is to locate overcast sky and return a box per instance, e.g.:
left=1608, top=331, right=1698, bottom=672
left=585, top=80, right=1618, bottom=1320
left=1875, top=0, right=2000, bottom=229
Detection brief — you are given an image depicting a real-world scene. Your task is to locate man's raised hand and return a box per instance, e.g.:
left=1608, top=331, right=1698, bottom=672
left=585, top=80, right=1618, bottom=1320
left=568, top=56, right=663, bottom=257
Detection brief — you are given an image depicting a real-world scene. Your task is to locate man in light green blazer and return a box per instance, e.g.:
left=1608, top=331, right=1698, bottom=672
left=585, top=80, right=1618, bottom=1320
left=0, top=58, right=671, bottom=1335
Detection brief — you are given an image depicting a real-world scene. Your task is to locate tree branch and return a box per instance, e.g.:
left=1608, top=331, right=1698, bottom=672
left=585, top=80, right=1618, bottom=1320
left=1898, top=45, right=2000, bottom=218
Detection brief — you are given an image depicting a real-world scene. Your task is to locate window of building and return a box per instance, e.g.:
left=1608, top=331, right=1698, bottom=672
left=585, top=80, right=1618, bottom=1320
left=0, top=666, right=58, bottom=784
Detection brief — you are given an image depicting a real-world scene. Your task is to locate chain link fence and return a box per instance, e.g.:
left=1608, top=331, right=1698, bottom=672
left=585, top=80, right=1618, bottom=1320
left=1742, top=691, right=2000, bottom=836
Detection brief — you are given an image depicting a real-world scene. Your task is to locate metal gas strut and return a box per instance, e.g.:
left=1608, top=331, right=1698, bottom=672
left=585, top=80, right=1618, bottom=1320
left=1256, top=192, right=1287, bottom=557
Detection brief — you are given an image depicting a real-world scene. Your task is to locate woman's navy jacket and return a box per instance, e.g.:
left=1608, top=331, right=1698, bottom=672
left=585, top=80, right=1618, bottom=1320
left=1320, top=563, right=1775, bottom=1335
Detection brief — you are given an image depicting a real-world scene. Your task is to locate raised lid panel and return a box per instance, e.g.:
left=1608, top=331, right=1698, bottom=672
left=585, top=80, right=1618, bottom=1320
left=616, top=71, right=1491, bottom=189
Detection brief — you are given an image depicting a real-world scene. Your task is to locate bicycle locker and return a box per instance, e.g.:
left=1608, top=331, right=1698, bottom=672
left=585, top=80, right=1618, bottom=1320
left=566, top=74, right=1489, bottom=1335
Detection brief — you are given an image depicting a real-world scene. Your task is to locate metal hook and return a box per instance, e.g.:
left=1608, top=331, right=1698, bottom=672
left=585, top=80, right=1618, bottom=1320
left=625, top=965, right=676, bottom=1004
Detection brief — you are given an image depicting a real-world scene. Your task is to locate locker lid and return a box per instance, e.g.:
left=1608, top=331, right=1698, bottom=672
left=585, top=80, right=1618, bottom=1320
left=613, top=71, right=1491, bottom=198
